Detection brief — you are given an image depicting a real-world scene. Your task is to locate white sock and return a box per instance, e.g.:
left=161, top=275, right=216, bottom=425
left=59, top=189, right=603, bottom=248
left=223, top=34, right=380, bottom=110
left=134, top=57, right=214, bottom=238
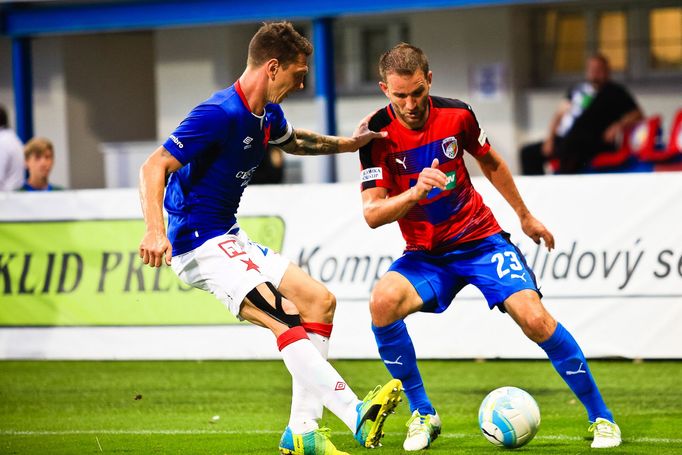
left=279, top=327, right=360, bottom=433
left=288, top=330, right=329, bottom=433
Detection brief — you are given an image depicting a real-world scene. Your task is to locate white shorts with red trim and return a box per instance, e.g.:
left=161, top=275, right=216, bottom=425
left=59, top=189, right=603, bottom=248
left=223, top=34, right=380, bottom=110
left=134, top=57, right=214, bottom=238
left=171, top=226, right=290, bottom=318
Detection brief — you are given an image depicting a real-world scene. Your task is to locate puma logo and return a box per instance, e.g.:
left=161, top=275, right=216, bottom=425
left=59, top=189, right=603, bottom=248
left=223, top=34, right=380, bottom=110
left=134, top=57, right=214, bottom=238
left=566, top=362, right=587, bottom=376
left=395, top=157, right=407, bottom=170
left=384, top=356, right=403, bottom=366
left=511, top=273, right=526, bottom=282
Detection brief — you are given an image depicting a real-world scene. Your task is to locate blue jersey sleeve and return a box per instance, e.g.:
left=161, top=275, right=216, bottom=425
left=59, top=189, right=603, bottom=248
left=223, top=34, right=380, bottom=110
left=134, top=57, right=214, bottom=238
left=163, top=104, right=228, bottom=164
left=266, top=103, right=294, bottom=147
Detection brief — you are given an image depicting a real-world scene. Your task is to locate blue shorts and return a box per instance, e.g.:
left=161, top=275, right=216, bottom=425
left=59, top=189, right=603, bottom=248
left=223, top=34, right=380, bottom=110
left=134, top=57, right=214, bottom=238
left=388, top=232, right=541, bottom=312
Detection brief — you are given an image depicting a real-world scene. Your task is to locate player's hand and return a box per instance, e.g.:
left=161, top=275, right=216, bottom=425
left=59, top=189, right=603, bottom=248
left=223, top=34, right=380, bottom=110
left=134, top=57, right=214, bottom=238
left=602, top=122, right=621, bottom=144
left=139, top=230, right=172, bottom=267
left=349, top=111, right=388, bottom=151
left=541, top=137, right=554, bottom=157
left=411, top=158, right=447, bottom=201
left=520, top=214, right=555, bottom=251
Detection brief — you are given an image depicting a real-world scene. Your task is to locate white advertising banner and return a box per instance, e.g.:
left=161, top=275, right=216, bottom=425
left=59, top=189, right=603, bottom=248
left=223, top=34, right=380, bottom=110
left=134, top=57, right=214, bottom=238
left=0, top=173, right=681, bottom=359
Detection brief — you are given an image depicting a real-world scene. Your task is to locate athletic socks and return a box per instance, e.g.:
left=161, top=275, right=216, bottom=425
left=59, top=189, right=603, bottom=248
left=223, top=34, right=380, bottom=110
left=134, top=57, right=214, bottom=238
left=539, top=322, right=613, bottom=422
left=287, top=323, right=332, bottom=433
left=372, top=320, right=435, bottom=415
left=278, top=326, right=360, bottom=433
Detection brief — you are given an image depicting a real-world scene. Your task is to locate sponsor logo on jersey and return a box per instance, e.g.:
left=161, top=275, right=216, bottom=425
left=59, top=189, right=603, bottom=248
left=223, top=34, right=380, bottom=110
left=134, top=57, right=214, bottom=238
left=478, top=129, right=487, bottom=146
left=361, top=167, right=383, bottom=182
left=441, top=136, right=458, bottom=159
left=411, top=170, right=456, bottom=199
left=395, top=156, right=407, bottom=170
left=169, top=134, right=184, bottom=149
left=444, top=170, right=456, bottom=190
left=236, top=166, right=258, bottom=187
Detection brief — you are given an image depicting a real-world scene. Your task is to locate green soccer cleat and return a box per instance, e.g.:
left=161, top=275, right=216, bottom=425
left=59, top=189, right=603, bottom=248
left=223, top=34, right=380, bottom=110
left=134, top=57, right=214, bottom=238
left=279, top=426, right=349, bottom=455
left=354, top=378, right=403, bottom=448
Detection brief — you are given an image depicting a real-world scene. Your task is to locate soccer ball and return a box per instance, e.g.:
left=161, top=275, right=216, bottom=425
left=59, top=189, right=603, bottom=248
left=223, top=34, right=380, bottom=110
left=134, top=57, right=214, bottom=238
left=478, top=386, right=541, bottom=449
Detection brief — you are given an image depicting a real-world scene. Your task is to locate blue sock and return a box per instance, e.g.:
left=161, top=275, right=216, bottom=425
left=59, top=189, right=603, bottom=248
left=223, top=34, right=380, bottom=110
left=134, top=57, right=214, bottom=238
left=372, top=320, right=434, bottom=415
left=539, top=322, right=613, bottom=422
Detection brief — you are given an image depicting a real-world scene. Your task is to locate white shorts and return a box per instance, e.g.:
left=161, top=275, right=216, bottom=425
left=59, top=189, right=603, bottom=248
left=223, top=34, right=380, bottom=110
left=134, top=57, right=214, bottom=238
left=171, top=226, right=290, bottom=317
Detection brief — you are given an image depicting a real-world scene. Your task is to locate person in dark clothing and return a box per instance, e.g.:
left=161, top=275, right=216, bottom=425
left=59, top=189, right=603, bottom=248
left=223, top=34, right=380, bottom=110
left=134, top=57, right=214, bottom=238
left=520, top=54, right=643, bottom=174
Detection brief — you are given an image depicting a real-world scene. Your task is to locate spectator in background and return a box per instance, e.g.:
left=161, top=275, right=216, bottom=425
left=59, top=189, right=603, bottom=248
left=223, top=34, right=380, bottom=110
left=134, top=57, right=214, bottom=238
left=520, top=54, right=643, bottom=174
left=19, top=137, right=64, bottom=191
left=0, top=104, right=25, bottom=191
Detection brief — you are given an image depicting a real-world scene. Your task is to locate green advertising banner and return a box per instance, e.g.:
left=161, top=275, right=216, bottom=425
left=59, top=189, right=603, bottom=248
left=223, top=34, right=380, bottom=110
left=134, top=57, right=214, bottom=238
left=0, top=217, right=285, bottom=326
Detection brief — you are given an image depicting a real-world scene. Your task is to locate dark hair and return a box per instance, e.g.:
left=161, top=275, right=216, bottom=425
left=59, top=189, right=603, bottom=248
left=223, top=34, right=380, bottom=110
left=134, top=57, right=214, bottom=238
left=247, top=21, right=313, bottom=68
left=379, top=43, right=430, bottom=83
left=0, top=105, right=8, bottom=128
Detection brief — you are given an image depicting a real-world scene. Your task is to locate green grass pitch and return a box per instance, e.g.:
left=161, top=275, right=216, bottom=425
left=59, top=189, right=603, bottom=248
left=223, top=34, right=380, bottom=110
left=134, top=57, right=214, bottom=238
left=1, top=359, right=680, bottom=454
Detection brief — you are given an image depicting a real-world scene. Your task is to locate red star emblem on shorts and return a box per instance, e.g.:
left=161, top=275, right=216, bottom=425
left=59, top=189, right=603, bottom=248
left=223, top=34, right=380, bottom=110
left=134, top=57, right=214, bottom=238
left=240, top=258, right=260, bottom=272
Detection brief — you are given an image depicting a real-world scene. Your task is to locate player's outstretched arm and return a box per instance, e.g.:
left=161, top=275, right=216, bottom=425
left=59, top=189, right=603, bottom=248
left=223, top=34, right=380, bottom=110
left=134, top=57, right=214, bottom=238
left=138, top=146, right=182, bottom=267
left=362, top=158, right=446, bottom=229
left=282, top=125, right=387, bottom=156
left=475, top=148, right=555, bottom=250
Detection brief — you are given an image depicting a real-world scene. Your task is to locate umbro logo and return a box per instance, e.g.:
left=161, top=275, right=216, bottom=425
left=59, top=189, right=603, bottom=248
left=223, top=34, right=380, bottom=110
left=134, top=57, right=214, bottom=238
left=243, top=136, right=253, bottom=149
left=169, top=134, right=184, bottom=149
left=335, top=381, right=347, bottom=391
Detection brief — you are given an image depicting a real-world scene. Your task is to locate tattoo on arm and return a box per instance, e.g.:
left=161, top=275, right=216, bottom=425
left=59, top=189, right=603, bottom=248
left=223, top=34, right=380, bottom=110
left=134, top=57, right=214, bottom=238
left=287, top=129, right=344, bottom=156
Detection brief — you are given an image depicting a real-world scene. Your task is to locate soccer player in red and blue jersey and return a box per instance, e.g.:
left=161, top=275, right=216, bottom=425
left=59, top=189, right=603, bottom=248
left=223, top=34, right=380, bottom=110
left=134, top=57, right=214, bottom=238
left=359, top=43, right=621, bottom=451
left=139, top=22, right=401, bottom=455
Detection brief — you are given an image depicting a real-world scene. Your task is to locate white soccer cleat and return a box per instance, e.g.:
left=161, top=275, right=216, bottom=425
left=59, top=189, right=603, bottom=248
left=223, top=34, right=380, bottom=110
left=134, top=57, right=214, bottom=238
left=589, top=417, right=622, bottom=448
left=403, top=410, right=442, bottom=451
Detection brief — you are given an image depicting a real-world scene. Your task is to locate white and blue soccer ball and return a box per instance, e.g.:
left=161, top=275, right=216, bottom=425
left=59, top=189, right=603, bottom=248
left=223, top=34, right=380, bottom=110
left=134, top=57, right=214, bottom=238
left=478, top=386, right=541, bottom=449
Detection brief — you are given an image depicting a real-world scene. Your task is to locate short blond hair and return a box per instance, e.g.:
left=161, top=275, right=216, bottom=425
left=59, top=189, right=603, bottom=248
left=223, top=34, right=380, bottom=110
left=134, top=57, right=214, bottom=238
left=24, top=137, right=54, bottom=160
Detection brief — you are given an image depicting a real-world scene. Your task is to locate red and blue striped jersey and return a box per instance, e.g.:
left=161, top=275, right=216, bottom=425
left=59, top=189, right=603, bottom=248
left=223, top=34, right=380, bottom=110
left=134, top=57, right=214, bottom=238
left=360, top=96, right=501, bottom=252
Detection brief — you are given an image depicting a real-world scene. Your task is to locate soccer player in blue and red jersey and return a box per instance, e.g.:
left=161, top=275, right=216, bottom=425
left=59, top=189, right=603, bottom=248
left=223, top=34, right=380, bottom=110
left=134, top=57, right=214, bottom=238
left=359, top=43, right=621, bottom=450
left=138, top=22, right=402, bottom=455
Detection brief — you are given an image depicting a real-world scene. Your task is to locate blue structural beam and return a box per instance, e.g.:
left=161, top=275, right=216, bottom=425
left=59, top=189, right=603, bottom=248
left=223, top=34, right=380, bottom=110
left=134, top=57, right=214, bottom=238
left=11, top=37, right=33, bottom=142
left=313, top=17, right=337, bottom=182
left=0, top=0, right=564, bottom=168
left=2, top=0, right=554, bottom=37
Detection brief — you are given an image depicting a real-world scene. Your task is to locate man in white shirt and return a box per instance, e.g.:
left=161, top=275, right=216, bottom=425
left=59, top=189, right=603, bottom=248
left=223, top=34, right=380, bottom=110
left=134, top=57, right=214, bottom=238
left=0, top=105, right=25, bottom=191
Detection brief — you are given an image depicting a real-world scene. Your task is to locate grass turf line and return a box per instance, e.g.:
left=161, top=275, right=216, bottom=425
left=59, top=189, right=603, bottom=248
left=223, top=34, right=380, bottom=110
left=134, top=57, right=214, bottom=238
left=1, top=359, right=680, bottom=454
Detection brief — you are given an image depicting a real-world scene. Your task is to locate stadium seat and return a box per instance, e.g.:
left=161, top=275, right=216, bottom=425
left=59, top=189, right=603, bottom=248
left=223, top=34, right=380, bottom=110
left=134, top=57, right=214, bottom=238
left=640, top=109, right=682, bottom=162
left=590, top=116, right=661, bottom=169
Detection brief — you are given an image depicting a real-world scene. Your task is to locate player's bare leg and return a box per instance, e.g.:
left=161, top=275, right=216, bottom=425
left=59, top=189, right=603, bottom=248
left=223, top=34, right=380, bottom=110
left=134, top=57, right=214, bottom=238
left=278, top=263, right=336, bottom=324
left=505, top=290, right=621, bottom=448
left=370, top=272, right=441, bottom=451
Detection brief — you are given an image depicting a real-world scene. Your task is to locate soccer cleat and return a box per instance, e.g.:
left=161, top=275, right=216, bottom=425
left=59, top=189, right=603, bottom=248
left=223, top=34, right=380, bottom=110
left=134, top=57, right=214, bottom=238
left=589, top=418, right=622, bottom=448
left=279, top=426, right=349, bottom=455
left=403, top=409, right=442, bottom=451
left=354, top=378, right=403, bottom=448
